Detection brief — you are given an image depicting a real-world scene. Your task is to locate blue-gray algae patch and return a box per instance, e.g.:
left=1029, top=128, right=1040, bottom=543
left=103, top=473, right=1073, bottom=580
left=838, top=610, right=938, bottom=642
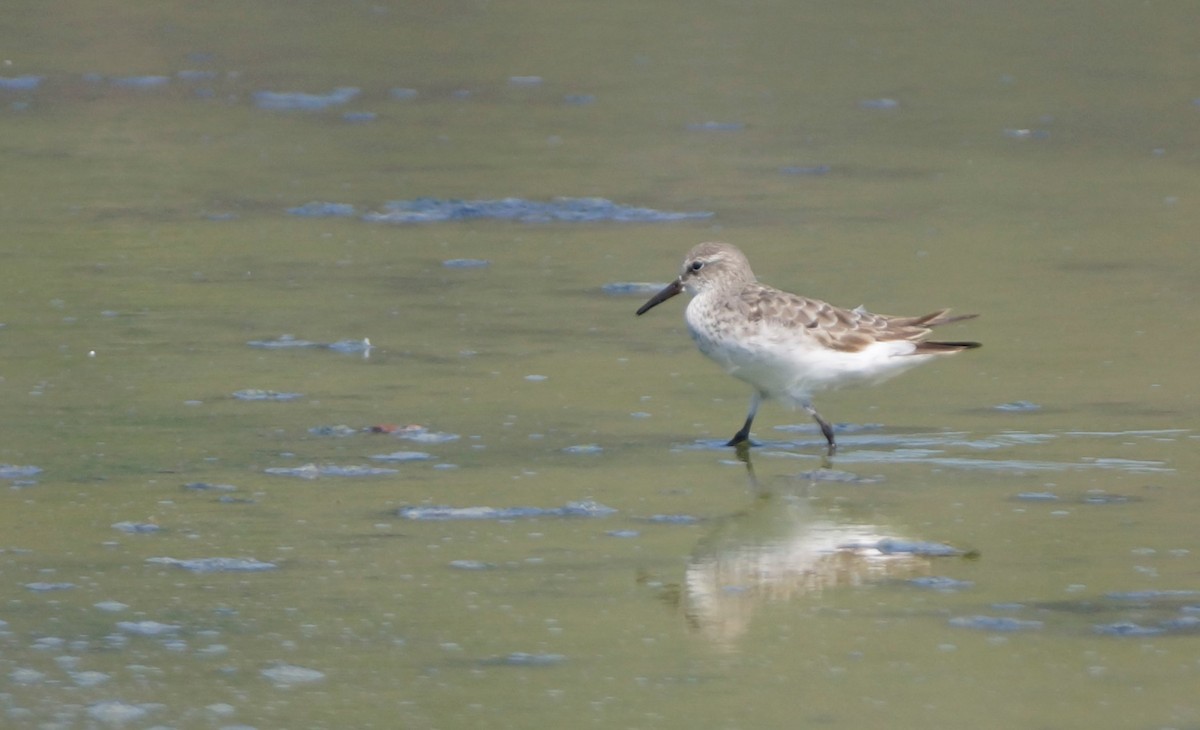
left=306, top=424, right=462, bottom=443
left=108, top=75, right=172, bottom=89
left=994, top=400, right=1042, bottom=412
left=288, top=196, right=713, bottom=224
left=264, top=464, right=398, bottom=479
left=398, top=500, right=616, bottom=521
left=24, top=582, right=77, bottom=592
left=0, top=75, right=43, bottom=90
left=116, top=620, right=182, bottom=636
left=480, top=652, right=566, bottom=667
left=905, top=576, right=975, bottom=591
left=260, top=662, right=326, bottom=685
left=254, top=86, right=360, bottom=111
left=792, top=468, right=883, bottom=484
left=0, top=464, right=42, bottom=479
left=448, top=560, right=494, bottom=571
left=780, top=164, right=832, bottom=176
left=636, top=514, right=702, bottom=525
left=562, top=443, right=603, bottom=454
left=112, top=522, right=162, bottom=534
left=1016, top=491, right=1142, bottom=505
left=397, top=429, right=460, bottom=444
left=247, top=334, right=372, bottom=354
left=948, top=615, right=1044, bottom=632
left=601, top=282, right=669, bottom=296
left=370, top=451, right=434, bottom=462
left=232, top=389, right=303, bottom=401
left=286, top=201, right=357, bottom=217
left=977, top=592, right=1200, bottom=638
left=1092, top=622, right=1168, bottom=637
left=1105, top=590, right=1200, bottom=601
left=842, top=538, right=966, bottom=558
left=182, top=482, right=238, bottom=492
left=1015, top=491, right=1060, bottom=502
left=1093, top=612, right=1200, bottom=636
left=86, top=702, right=161, bottom=725
left=308, top=424, right=361, bottom=437
left=145, top=557, right=278, bottom=573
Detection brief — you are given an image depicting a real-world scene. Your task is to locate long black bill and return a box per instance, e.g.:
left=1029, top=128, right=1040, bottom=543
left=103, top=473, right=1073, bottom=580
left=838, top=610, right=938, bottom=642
left=635, top=278, right=683, bottom=315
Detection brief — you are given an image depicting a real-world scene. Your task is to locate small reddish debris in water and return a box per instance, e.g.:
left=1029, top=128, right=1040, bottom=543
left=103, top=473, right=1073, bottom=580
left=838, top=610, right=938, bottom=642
left=369, top=424, right=424, bottom=434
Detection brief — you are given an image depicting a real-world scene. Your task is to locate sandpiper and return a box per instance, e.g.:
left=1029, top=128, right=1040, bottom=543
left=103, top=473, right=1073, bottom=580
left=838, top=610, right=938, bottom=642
left=636, top=242, right=980, bottom=454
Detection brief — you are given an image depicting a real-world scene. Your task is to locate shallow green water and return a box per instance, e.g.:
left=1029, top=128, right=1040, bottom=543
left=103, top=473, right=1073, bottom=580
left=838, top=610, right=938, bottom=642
left=2, top=1, right=1198, bottom=728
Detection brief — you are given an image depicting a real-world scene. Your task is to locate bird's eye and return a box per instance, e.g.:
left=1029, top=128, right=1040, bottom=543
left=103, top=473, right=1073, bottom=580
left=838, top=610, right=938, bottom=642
left=690, top=261, right=705, bottom=272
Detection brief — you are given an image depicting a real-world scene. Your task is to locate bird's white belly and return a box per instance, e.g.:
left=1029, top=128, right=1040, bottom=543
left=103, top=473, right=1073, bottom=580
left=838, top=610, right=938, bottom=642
left=686, top=313, right=930, bottom=407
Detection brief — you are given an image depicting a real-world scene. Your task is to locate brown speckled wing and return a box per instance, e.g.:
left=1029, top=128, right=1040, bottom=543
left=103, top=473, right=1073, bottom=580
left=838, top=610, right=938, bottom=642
left=736, top=284, right=971, bottom=353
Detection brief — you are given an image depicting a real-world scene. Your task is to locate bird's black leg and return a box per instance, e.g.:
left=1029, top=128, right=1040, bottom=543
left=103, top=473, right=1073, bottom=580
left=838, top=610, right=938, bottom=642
left=725, top=392, right=762, bottom=447
left=803, top=402, right=837, bottom=456
left=726, top=414, right=754, bottom=446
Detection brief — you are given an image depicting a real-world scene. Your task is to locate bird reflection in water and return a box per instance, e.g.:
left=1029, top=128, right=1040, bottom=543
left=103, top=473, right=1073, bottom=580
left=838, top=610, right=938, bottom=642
left=671, top=448, right=960, bottom=648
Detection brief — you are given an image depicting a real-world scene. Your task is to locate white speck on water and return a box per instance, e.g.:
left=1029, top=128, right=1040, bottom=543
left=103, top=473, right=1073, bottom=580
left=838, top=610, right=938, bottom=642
left=55, top=655, right=81, bottom=670
left=261, top=662, right=326, bottom=686
left=24, top=581, right=76, bottom=592
left=443, top=258, right=491, bottom=268
left=10, top=667, right=46, bottom=684
left=86, top=700, right=160, bottom=725
left=31, top=636, right=65, bottom=651
left=71, top=670, right=112, bottom=687
left=207, top=703, right=237, bottom=717
left=112, top=521, right=162, bottom=533
left=146, top=556, right=278, bottom=573
left=116, top=620, right=182, bottom=636
left=197, top=644, right=229, bottom=657
left=450, top=559, right=493, bottom=570
left=399, top=429, right=460, bottom=444
left=994, top=400, right=1041, bottom=412
left=563, top=444, right=603, bottom=454
left=369, top=451, right=433, bottom=462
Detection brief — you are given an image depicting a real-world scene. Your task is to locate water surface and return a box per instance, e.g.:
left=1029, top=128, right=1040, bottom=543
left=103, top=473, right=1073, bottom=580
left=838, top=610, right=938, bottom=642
left=1, top=1, right=1198, bottom=728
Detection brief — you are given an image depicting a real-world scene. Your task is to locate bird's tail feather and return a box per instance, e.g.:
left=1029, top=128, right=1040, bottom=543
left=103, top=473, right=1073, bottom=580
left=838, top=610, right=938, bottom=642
left=915, top=340, right=982, bottom=354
